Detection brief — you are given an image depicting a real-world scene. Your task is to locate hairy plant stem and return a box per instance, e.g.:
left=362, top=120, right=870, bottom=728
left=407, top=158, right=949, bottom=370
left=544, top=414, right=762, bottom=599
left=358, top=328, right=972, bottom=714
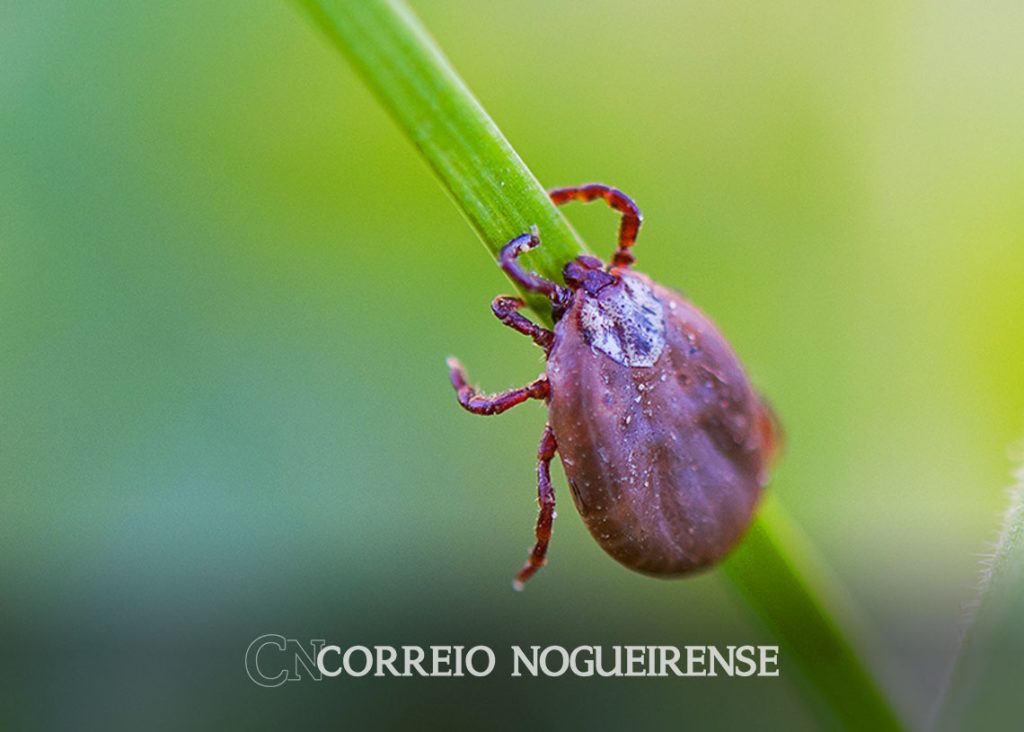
left=293, top=1, right=905, bottom=728
left=936, top=463, right=1024, bottom=729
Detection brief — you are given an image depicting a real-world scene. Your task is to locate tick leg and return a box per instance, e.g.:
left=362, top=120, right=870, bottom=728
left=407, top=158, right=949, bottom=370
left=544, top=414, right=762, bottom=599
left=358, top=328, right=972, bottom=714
left=446, top=357, right=548, bottom=415
left=514, top=424, right=558, bottom=590
left=500, top=228, right=572, bottom=313
left=548, top=183, right=643, bottom=269
left=492, top=295, right=554, bottom=354
left=755, top=393, right=784, bottom=474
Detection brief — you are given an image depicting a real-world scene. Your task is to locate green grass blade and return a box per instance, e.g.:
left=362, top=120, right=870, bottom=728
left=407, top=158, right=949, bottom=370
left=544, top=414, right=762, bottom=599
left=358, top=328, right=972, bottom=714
left=292, top=1, right=905, bottom=728
left=725, top=499, right=905, bottom=729
left=935, top=463, right=1024, bottom=730
left=293, top=0, right=586, bottom=320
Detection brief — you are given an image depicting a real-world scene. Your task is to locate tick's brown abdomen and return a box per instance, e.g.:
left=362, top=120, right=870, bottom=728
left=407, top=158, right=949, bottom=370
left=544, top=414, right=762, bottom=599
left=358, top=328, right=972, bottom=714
left=547, top=271, right=774, bottom=576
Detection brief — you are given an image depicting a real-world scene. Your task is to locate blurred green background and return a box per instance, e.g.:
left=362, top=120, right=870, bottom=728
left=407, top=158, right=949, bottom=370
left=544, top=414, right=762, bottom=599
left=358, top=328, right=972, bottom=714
left=3, top=0, right=1023, bottom=728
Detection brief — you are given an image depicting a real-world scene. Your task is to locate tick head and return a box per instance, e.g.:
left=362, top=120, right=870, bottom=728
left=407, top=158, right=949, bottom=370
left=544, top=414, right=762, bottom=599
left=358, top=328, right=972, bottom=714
left=563, top=256, right=618, bottom=296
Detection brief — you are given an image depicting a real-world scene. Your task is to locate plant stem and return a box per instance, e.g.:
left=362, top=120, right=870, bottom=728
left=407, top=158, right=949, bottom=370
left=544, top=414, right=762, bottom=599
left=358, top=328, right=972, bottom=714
left=293, top=0, right=905, bottom=728
left=724, top=498, right=904, bottom=729
left=935, top=463, right=1024, bottom=730
left=294, top=0, right=585, bottom=320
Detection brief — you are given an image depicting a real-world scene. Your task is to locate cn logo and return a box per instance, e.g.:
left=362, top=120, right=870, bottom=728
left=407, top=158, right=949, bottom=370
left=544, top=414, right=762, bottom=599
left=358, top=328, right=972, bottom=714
left=245, top=634, right=325, bottom=688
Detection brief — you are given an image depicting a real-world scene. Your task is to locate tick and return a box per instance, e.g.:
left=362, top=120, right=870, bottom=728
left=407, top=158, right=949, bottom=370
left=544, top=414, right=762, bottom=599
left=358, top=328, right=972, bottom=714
left=447, top=183, right=780, bottom=589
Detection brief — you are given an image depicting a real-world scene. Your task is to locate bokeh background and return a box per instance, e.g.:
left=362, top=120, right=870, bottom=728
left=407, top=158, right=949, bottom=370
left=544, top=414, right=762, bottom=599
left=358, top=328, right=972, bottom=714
left=3, top=0, right=1023, bottom=728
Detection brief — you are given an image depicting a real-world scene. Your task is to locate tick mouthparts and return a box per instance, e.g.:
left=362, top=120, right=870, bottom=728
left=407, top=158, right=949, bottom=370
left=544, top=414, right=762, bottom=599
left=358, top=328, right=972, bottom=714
left=563, top=256, right=618, bottom=295
left=580, top=269, right=617, bottom=296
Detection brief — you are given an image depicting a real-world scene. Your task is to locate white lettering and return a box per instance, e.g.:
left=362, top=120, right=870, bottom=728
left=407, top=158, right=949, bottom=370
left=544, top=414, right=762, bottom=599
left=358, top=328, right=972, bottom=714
left=511, top=645, right=539, bottom=677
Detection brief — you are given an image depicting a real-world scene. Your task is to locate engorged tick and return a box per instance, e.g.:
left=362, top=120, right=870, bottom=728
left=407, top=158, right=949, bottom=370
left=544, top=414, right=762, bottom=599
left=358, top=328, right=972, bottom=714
left=447, top=183, right=781, bottom=589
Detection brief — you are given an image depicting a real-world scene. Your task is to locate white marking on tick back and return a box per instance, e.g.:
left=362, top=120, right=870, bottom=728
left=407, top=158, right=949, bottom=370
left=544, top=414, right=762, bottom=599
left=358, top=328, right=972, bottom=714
left=578, top=275, right=666, bottom=367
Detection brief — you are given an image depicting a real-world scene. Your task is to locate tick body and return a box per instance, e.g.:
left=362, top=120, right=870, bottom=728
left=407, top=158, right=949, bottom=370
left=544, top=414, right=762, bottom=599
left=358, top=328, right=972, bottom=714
left=448, top=184, right=779, bottom=588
